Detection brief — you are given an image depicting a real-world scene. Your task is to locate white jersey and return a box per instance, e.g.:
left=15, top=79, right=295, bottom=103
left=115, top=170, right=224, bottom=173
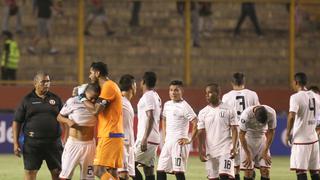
left=122, top=96, right=135, bottom=146
left=197, top=103, right=238, bottom=158
left=289, top=90, right=320, bottom=144
left=239, top=105, right=277, bottom=139
left=137, top=90, right=162, bottom=144
left=162, top=100, right=197, bottom=143
left=222, top=89, right=260, bottom=121
left=60, top=97, right=96, bottom=126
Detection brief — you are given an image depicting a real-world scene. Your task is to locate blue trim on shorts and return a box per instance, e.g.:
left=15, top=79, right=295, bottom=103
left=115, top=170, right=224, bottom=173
left=109, top=133, right=124, bottom=138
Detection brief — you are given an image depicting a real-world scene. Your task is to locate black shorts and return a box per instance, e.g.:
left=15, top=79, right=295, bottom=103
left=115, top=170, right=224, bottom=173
left=22, top=138, right=63, bottom=170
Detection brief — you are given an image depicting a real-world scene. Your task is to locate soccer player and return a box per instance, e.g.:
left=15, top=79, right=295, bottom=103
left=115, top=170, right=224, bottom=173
left=198, top=83, right=238, bottom=180
left=239, top=105, right=276, bottom=180
left=118, top=74, right=137, bottom=180
left=134, top=71, right=162, bottom=180
left=157, top=80, right=198, bottom=180
left=222, top=72, right=260, bottom=180
left=57, top=83, right=100, bottom=180
left=286, top=72, right=320, bottom=180
left=82, top=62, right=123, bottom=180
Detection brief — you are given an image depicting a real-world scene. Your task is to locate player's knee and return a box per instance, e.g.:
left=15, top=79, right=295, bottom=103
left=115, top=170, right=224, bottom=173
left=119, top=172, right=129, bottom=180
left=244, top=177, right=254, bottom=180
left=219, top=174, right=232, bottom=180
left=244, top=170, right=254, bottom=178
left=143, top=166, right=154, bottom=176
left=175, top=172, right=185, bottom=180
left=156, top=171, right=166, bottom=180
left=101, top=171, right=116, bottom=180
left=260, top=167, right=269, bottom=178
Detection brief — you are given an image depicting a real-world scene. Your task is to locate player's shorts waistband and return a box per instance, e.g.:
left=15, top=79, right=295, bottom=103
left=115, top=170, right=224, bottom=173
left=109, top=133, right=124, bottom=138
left=293, top=140, right=319, bottom=145
left=67, top=136, right=95, bottom=144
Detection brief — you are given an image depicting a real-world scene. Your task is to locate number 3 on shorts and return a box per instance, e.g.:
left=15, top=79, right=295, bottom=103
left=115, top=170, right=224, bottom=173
left=87, top=165, right=94, bottom=176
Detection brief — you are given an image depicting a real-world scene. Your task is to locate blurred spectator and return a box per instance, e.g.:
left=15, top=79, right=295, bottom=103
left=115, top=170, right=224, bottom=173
left=28, top=0, right=63, bottom=55
left=177, top=1, right=200, bottom=47
left=1, top=31, right=20, bottom=80
left=198, top=2, right=213, bottom=37
left=84, top=0, right=114, bottom=36
left=234, top=3, right=262, bottom=36
left=129, top=1, right=141, bottom=27
left=2, top=0, right=24, bottom=34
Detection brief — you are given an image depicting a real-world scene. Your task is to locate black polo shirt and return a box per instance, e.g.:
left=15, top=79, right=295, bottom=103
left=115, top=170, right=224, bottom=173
left=14, top=89, right=63, bottom=140
left=35, top=0, right=53, bottom=19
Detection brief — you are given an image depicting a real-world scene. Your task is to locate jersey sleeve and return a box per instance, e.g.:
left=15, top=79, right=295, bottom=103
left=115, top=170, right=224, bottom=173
left=239, top=111, right=248, bottom=131
left=197, top=110, right=205, bottom=130
left=184, top=102, right=197, bottom=121
left=144, top=93, right=155, bottom=111
left=289, top=95, right=299, bottom=113
left=59, top=98, right=73, bottom=116
left=253, top=92, right=260, bottom=105
left=14, top=98, right=26, bottom=123
left=162, top=102, right=168, bottom=118
left=99, top=82, right=116, bottom=101
left=268, top=109, right=277, bottom=129
left=229, top=109, right=238, bottom=126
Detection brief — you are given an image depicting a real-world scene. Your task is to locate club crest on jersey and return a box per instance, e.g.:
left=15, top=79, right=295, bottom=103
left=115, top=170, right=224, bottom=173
left=220, top=111, right=225, bottom=118
left=49, top=99, right=56, bottom=105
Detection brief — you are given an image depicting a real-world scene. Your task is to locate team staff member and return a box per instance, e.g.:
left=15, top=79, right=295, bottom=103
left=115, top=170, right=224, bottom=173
left=12, top=71, right=63, bottom=180
left=82, top=62, right=123, bottom=180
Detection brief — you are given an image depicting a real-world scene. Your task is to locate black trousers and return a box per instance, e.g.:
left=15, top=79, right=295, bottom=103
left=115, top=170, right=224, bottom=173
left=1, top=67, right=16, bottom=80
left=234, top=3, right=262, bottom=35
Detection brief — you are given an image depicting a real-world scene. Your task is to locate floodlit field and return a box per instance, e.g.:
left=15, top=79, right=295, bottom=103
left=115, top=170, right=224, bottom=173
left=0, top=155, right=295, bottom=180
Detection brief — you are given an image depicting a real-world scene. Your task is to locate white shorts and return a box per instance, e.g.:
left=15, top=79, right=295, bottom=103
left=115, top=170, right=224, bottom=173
left=240, top=136, right=270, bottom=170
left=206, top=154, right=235, bottom=179
left=134, top=140, right=158, bottom=167
left=290, top=141, right=320, bottom=171
left=118, top=144, right=135, bottom=177
left=157, top=140, right=190, bottom=173
left=59, top=137, right=96, bottom=180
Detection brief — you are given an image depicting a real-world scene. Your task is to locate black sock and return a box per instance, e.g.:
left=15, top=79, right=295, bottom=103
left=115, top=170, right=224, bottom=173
left=219, top=174, right=229, bottom=180
left=297, top=173, right=307, bottom=180
left=175, top=172, right=185, bottom=180
left=311, top=173, right=320, bottom=180
left=119, top=178, right=126, bottom=180
left=134, top=166, right=143, bottom=180
left=235, top=174, right=240, bottom=180
left=244, top=177, right=254, bottom=180
left=146, top=175, right=155, bottom=180
left=261, top=177, right=270, bottom=180
left=157, top=171, right=167, bottom=180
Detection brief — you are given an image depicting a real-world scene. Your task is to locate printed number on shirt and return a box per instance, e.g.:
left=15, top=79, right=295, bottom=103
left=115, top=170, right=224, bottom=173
left=224, top=159, right=232, bottom=170
left=309, top=98, right=316, bottom=117
left=236, top=96, right=246, bottom=116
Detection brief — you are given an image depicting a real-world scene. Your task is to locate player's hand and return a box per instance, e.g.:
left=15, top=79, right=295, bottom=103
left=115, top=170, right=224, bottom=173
left=243, top=153, right=252, bottom=168
left=199, top=151, right=208, bottom=162
left=67, top=120, right=78, bottom=129
left=260, top=150, right=272, bottom=166
left=230, top=148, right=237, bottom=159
left=285, top=133, right=292, bottom=147
left=13, top=143, right=21, bottom=158
left=178, top=138, right=190, bottom=145
left=141, top=138, right=147, bottom=152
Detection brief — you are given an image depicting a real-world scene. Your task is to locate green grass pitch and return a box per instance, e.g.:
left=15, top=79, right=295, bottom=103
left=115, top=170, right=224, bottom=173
left=0, top=155, right=296, bottom=179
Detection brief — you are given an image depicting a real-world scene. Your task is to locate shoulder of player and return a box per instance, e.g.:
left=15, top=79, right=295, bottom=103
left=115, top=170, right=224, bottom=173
left=198, top=106, right=210, bottom=115
left=219, top=102, right=234, bottom=111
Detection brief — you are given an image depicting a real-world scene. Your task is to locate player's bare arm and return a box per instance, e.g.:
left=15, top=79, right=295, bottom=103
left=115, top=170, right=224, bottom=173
left=12, top=121, right=22, bottom=157
left=141, top=110, right=155, bottom=152
left=162, top=116, right=166, bottom=143
left=261, top=128, right=275, bottom=165
left=286, top=112, right=296, bottom=146
left=57, top=114, right=78, bottom=128
left=179, top=118, right=198, bottom=145
left=198, top=128, right=207, bottom=162
left=239, top=129, right=252, bottom=168
left=82, top=97, right=109, bottom=115
left=230, top=125, right=238, bottom=158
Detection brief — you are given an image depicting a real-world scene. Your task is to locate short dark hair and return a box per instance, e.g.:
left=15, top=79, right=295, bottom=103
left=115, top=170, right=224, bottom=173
left=119, top=74, right=135, bottom=91
left=2, top=31, right=13, bottom=39
left=143, top=71, right=157, bottom=88
left=34, top=71, right=49, bottom=82
left=232, top=72, right=245, bottom=86
left=169, top=80, right=183, bottom=87
left=255, top=106, right=268, bottom=124
left=206, top=83, right=220, bottom=94
left=309, top=85, right=320, bottom=94
left=294, top=72, right=307, bottom=86
left=85, top=82, right=101, bottom=94
left=90, top=62, right=108, bottom=77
